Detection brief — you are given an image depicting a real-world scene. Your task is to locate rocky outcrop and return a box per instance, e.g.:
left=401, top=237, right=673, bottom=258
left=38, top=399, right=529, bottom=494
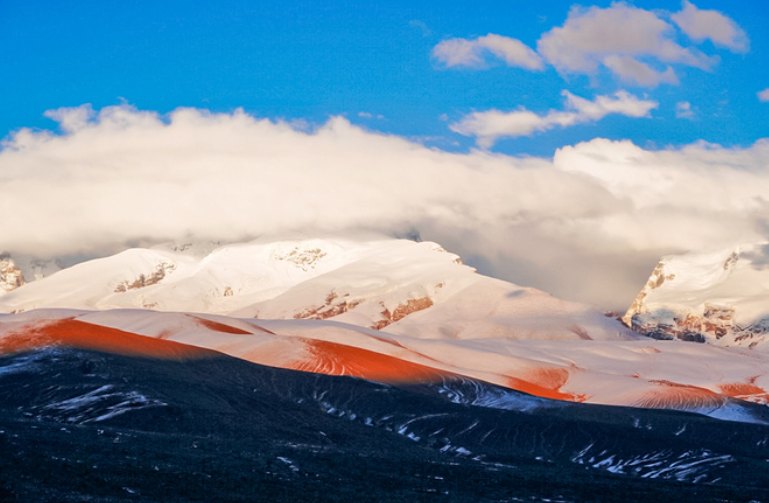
left=0, top=255, right=24, bottom=294
left=371, top=297, right=434, bottom=330
left=275, top=247, right=327, bottom=271
left=293, top=291, right=363, bottom=320
left=114, top=262, right=176, bottom=293
left=628, top=303, right=737, bottom=343
left=621, top=262, right=674, bottom=327
left=624, top=250, right=769, bottom=349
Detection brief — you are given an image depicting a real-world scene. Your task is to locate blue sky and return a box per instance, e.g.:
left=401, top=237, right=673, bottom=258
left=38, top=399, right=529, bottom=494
left=3, top=0, right=768, bottom=156
left=4, top=1, right=769, bottom=309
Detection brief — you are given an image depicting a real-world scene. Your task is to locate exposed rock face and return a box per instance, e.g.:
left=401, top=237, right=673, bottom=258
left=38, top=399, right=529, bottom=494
left=290, top=293, right=434, bottom=328
left=628, top=303, right=735, bottom=343
left=621, top=262, right=674, bottom=327
left=371, top=297, right=434, bottom=330
left=275, top=247, right=327, bottom=271
left=114, top=262, right=176, bottom=293
left=0, top=255, right=25, bottom=294
left=293, top=291, right=363, bottom=320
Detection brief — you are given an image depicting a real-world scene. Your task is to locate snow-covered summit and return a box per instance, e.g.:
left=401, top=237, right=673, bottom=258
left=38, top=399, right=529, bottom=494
left=623, top=243, right=769, bottom=350
left=0, top=236, right=634, bottom=342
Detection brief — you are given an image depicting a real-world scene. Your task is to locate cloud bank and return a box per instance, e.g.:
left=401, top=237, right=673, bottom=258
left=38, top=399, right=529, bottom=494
left=3, top=105, right=769, bottom=311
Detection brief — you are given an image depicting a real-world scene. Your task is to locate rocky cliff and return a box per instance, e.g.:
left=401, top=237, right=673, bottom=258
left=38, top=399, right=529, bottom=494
left=0, top=254, right=24, bottom=294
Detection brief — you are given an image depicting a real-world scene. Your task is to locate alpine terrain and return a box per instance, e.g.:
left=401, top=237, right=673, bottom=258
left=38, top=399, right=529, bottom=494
left=1, top=236, right=768, bottom=502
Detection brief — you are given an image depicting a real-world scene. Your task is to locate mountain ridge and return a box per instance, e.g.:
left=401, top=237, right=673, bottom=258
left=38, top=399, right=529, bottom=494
left=0, top=236, right=635, bottom=342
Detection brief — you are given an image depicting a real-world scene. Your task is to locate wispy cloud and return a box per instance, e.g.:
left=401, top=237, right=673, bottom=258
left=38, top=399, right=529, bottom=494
left=450, top=90, right=657, bottom=147
left=758, top=88, right=769, bottom=102
left=432, top=34, right=543, bottom=70
left=409, top=19, right=431, bottom=37
left=358, top=112, right=384, bottom=119
left=675, top=101, right=696, bottom=119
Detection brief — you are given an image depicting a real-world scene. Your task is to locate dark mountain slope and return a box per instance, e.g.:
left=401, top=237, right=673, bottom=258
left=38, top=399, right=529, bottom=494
left=0, top=347, right=768, bottom=502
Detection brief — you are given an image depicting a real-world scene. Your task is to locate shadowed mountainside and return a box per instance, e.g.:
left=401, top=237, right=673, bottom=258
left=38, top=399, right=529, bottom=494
left=1, top=346, right=768, bottom=502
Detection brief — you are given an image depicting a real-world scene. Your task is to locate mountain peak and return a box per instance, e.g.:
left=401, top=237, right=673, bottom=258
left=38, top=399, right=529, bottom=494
left=623, top=243, right=769, bottom=350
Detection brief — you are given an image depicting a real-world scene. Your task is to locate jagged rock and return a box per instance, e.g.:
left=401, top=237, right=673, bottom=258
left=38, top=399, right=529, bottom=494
left=114, top=262, right=176, bottom=293
left=371, top=297, right=434, bottom=330
left=0, top=254, right=24, bottom=294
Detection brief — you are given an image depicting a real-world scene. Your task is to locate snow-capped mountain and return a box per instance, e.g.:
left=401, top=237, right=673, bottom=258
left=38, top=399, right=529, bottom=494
left=0, top=236, right=634, bottom=342
left=623, top=243, right=769, bottom=351
left=3, top=236, right=769, bottom=424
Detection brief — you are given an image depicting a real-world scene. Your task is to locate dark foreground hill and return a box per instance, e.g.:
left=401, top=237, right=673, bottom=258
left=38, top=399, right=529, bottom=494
left=0, top=347, right=768, bottom=502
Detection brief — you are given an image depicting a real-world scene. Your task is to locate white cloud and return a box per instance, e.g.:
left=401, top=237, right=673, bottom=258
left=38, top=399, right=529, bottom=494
left=536, top=3, right=719, bottom=86
left=432, top=3, right=747, bottom=87
left=758, top=89, right=769, bottom=102
left=671, top=1, right=748, bottom=51
left=450, top=90, right=657, bottom=147
left=432, top=34, right=543, bottom=70
left=4, top=105, right=769, bottom=312
left=675, top=101, right=695, bottom=119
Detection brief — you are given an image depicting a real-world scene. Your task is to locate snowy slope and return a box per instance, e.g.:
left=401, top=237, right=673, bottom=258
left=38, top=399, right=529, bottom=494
left=1, top=308, right=768, bottom=424
left=624, top=243, right=769, bottom=351
left=0, top=236, right=635, bottom=342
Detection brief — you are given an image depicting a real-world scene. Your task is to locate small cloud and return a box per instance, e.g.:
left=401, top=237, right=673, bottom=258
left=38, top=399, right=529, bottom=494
left=450, top=90, right=657, bottom=148
left=409, top=19, right=431, bottom=37
left=433, top=34, right=543, bottom=70
left=671, top=1, right=748, bottom=52
left=535, top=3, right=732, bottom=87
left=438, top=113, right=449, bottom=122
left=675, top=101, right=696, bottom=119
left=358, top=112, right=384, bottom=120
left=758, top=88, right=769, bottom=102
